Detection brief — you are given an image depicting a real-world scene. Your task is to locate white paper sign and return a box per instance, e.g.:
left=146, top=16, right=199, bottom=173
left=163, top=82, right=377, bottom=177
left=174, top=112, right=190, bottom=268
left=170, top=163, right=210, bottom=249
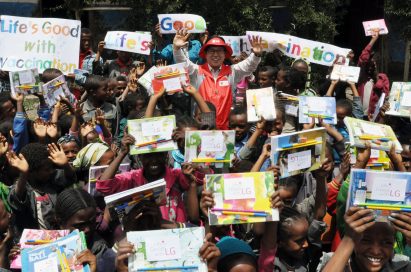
left=223, top=177, right=256, bottom=200
left=220, top=36, right=251, bottom=56
left=401, top=92, right=411, bottom=107
left=288, top=150, right=312, bottom=172
left=0, top=15, right=81, bottom=74
left=201, top=135, right=224, bottom=152
left=158, top=14, right=206, bottom=34
left=104, top=31, right=152, bottom=55
left=145, top=235, right=182, bottom=261
left=285, top=104, right=299, bottom=117
left=141, top=121, right=163, bottom=137
left=360, top=123, right=385, bottom=136
left=246, top=31, right=351, bottom=66
left=163, top=77, right=182, bottom=92
left=330, top=65, right=361, bottom=83
left=362, top=19, right=389, bottom=36
left=370, top=178, right=407, bottom=202
left=18, top=70, right=33, bottom=84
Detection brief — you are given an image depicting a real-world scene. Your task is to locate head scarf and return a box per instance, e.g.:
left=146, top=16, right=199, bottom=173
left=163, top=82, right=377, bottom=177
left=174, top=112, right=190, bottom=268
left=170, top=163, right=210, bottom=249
left=72, top=142, right=110, bottom=170
left=57, top=134, right=80, bottom=147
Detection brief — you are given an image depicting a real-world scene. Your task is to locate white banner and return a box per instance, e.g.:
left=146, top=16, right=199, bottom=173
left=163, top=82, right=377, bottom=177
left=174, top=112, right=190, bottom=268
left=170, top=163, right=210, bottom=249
left=158, top=14, right=206, bottom=34
left=220, top=36, right=251, bottom=56
left=104, top=31, right=152, bottom=55
left=246, top=31, right=351, bottom=66
left=0, top=15, right=81, bottom=74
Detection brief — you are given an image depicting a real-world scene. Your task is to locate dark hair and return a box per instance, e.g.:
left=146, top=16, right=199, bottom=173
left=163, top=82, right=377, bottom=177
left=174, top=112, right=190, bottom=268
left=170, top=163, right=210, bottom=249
left=217, top=253, right=258, bottom=271
left=58, top=114, right=74, bottom=136
left=123, top=92, right=148, bottom=117
left=258, top=65, right=277, bottom=78
left=230, top=106, right=247, bottom=117
left=176, top=115, right=200, bottom=130
left=55, top=188, right=96, bottom=224
left=291, top=59, right=309, bottom=70
left=20, top=143, right=50, bottom=171
left=279, top=176, right=301, bottom=194
left=83, top=75, right=108, bottom=93
left=336, top=99, right=353, bottom=115
left=280, top=66, right=307, bottom=91
left=278, top=206, right=307, bottom=240
left=0, top=92, right=12, bottom=107
left=41, top=68, right=63, bottom=83
left=116, top=75, right=128, bottom=82
left=81, top=28, right=92, bottom=36
left=0, top=119, right=13, bottom=144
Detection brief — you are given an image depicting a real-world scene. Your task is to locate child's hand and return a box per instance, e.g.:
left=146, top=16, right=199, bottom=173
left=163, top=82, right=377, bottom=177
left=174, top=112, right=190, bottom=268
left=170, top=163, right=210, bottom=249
left=313, top=158, right=333, bottom=180
left=7, top=243, right=20, bottom=262
left=46, top=122, right=58, bottom=139
left=74, top=103, right=84, bottom=117
left=48, top=143, right=68, bottom=166
left=387, top=142, right=402, bottom=166
left=97, top=41, right=105, bottom=54
left=6, top=152, right=29, bottom=174
left=120, top=129, right=135, bottom=155
left=266, top=164, right=280, bottom=182
left=344, top=207, right=375, bottom=241
left=116, top=240, right=135, bottom=272
left=173, top=28, right=190, bottom=49
left=75, top=249, right=97, bottom=272
left=261, top=143, right=271, bottom=159
left=136, top=62, right=146, bottom=76
left=256, top=117, right=266, bottom=131
left=388, top=212, right=411, bottom=245
left=182, top=163, right=196, bottom=182
left=80, top=122, right=95, bottom=138
left=355, top=142, right=371, bottom=168
left=270, top=190, right=283, bottom=212
left=11, top=93, right=24, bottom=103
left=0, top=135, right=9, bottom=156
left=200, top=190, right=215, bottom=218
left=33, top=118, right=47, bottom=138
left=95, top=108, right=106, bottom=125
left=199, top=233, right=220, bottom=271
left=154, top=87, right=166, bottom=99
left=339, top=152, right=351, bottom=180
left=182, top=84, right=197, bottom=96
left=302, top=117, right=315, bottom=130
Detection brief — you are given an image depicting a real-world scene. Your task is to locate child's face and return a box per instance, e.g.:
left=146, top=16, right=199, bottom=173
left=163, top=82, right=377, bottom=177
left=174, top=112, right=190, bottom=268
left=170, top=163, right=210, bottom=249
left=62, top=207, right=96, bottom=245
left=280, top=218, right=309, bottom=259
left=62, top=142, right=80, bottom=163
left=117, top=81, right=127, bottom=95
left=135, top=99, right=146, bottom=112
left=275, top=70, right=289, bottom=92
left=258, top=71, right=274, bottom=88
left=32, top=160, right=55, bottom=183
left=278, top=186, right=297, bottom=207
left=122, top=200, right=162, bottom=232
left=271, top=111, right=284, bottom=136
left=336, top=106, right=349, bottom=127
left=92, top=83, right=109, bottom=103
left=140, top=152, right=167, bottom=180
left=0, top=100, right=16, bottom=120
left=95, top=150, right=115, bottom=166
left=353, top=222, right=395, bottom=272
left=229, top=113, right=249, bottom=142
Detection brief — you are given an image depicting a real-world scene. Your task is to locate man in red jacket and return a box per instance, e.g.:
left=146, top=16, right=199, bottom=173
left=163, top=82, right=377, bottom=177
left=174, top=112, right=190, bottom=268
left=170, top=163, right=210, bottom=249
left=173, top=29, right=263, bottom=129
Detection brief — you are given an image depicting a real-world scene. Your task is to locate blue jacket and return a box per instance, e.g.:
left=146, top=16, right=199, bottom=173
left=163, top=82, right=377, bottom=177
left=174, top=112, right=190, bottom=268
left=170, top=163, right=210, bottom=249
left=153, top=40, right=203, bottom=64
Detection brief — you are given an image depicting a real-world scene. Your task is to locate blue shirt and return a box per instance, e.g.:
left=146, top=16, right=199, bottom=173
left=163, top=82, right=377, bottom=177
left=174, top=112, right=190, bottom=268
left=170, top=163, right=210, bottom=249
left=153, top=40, right=203, bottom=64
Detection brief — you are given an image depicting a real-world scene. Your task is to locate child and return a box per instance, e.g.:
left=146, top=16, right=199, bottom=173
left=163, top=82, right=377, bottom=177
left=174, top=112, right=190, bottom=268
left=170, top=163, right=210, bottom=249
left=57, top=134, right=81, bottom=163
left=257, top=65, right=278, bottom=88
left=291, top=58, right=317, bottom=96
left=55, top=188, right=115, bottom=272
left=319, top=207, right=411, bottom=271
left=6, top=143, right=76, bottom=234
left=96, top=133, right=200, bottom=223
left=0, top=91, right=16, bottom=121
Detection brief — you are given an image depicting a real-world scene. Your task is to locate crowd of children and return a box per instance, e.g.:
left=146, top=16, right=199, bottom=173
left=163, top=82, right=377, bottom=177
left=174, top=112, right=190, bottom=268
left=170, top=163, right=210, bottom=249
left=0, top=14, right=410, bottom=272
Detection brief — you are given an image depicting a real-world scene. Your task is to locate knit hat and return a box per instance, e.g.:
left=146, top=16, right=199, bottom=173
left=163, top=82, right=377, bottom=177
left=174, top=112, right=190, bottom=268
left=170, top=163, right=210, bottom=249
left=216, top=236, right=256, bottom=260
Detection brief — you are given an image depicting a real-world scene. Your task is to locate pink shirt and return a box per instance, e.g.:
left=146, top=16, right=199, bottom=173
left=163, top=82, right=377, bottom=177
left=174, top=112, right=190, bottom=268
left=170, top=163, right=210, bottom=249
left=96, top=167, right=192, bottom=223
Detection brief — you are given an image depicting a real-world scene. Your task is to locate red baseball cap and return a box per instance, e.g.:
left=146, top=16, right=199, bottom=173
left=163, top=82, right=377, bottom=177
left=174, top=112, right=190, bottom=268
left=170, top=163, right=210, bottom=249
left=199, top=37, right=233, bottom=59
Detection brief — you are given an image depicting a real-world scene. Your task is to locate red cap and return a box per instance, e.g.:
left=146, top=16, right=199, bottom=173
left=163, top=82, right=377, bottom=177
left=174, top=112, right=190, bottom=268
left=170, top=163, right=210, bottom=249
left=199, top=37, right=233, bottom=59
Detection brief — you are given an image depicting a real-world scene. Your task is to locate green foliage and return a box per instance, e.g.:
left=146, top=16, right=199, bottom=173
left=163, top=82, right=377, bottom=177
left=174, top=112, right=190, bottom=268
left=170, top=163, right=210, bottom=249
left=385, top=0, right=411, bottom=40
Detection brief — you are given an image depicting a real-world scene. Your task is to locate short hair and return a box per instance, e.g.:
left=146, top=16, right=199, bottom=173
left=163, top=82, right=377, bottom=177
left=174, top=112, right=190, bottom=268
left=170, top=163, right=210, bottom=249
left=83, top=75, right=108, bottom=93
left=123, top=92, right=148, bottom=117
left=81, top=28, right=92, bottom=36
left=278, top=206, right=307, bottom=240
left=0, top=119, right=13, bottom=143
left=336, top=99, right=353, bottom=115
left=230, top=106, right=247, bottom=117
left=58, top=114, right=74, bottom=136
left=55, top=188, right=96, bottom=224
left=41, top=68, right=63, bottom=83
left=217, top=253, right=258, bottom=271
left=258, top=65, right=277, bottom=77
left=20, top=143, right=50, bottom=171
left=280, top=66, right=307, bottom=90
left=176, top=115, right=200, bottom=130
left=0, top=92, right=12, bottom=107
left=116, top=75, right=128, bottom=82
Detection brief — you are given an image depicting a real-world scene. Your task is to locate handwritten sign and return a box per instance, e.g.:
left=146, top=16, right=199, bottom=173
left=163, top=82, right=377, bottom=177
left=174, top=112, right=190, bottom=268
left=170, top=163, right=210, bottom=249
left=158, top=14, right=206, bottom=34
left=201, top=135, right=225, bottom=152
left=0, top=15, right=80, bottom=74
left=224, top=177, right=256, bottom=200
left=370, top=178, right=407, bottom=202
left=360, top=123, right=385, bottom=136
left=145, top=235, right=181, bottom=261
left=401, top=92, right=411, bottom=107
left=163, top=77, right=182, bottom=92
left=288, top=150, right=312, bottom=172
left=362, top=19, right=388, bottom=36
left=330, top=65, right=361, bottom=83
left=141, top=120, right=163, bottom=137
left=246, top=31, right=351, bottom=66
left=220, top=36, right=251, bottom=56
left=104, top=31, right=151, bottom=55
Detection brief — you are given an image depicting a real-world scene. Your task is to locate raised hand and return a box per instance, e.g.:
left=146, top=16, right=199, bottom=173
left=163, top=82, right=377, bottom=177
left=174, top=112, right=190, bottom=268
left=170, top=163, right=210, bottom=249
left=181, top=83, right=197, bottom=96
left=0, top=135, right=9, bottom=156
left=136, top=62, right=146, bottom=76
left=200, top=190, right=215, bottom=218
left=313, top=158, right=333, bottom=180
left=120, top=129, right=136, bottom=155
left=75, top=249, right=97, bottom=272
left=11, top=93, right=24, bottom=103
left=344, top=207, right=375, bottom=240
left=97, top=41, right=105, bottom=54
left=48, top=143, right=68, bottom=166
left=181, top=162, right=196, bottom=182
left=248, top=35, right=263, bottom=57
left=355, top=142, right=371, bottom=168
left=46, top=122, right=58, bottom=139
left=6, top=152, right=29, bottom=174
left=261, top=143, right=271, bottom=159
left=116, top=240, right=135, bottom=272
left=95, top=108, right=106, bottom=126
left=173, top=29, right=190, bottom=49
left=198, top=233, right=220, bottom=271
left=33, top=118, right=47, bottom=139
left=127, top=68, right=138, bottom=92
left=388, top=212, right=411, bottom=245
left=270, top=190, right=284, bottom=212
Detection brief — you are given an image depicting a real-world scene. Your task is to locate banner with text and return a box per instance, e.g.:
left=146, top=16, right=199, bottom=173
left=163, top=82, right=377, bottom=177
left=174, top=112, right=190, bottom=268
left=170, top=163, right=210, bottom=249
left=0, top=15, right=81, bottom=74
left=246, top=31, right=351, bottom=66
left=104, top=31, right=152, bottom=55
left=158, top=14, right=206, bottom=34
left=221, top=36, right=252, bottom=56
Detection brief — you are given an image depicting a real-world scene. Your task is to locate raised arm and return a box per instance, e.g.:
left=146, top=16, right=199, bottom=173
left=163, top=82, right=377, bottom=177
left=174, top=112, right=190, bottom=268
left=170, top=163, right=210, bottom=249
left=144, top=88, right=166, bottom=118
left=231, top=35, right=262, bottom=84
left=182, top=84, right=210, bottom=113
left=325, top=80, right=339, bottom=97
left=172, top=29, right=199, bottom=75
